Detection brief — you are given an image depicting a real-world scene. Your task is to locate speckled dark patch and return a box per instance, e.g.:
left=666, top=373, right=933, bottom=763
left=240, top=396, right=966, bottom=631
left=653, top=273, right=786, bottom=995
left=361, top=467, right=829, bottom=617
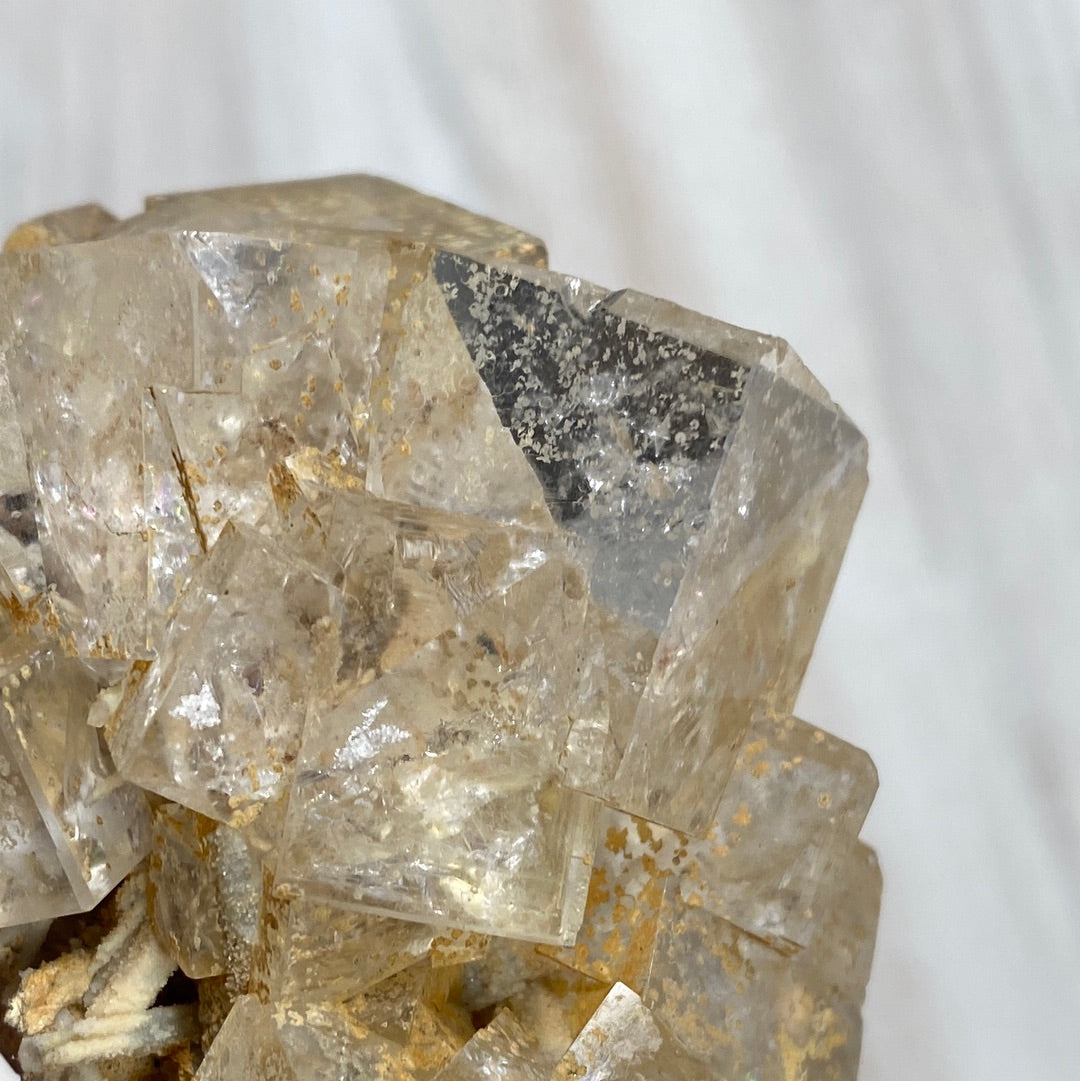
left=434, top=251, right=746, bottom=527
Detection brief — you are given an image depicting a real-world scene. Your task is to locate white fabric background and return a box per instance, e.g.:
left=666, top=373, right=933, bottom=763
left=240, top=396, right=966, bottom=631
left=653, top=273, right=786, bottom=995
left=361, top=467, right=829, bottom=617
left=2, top=3, right=1077, bottom=1078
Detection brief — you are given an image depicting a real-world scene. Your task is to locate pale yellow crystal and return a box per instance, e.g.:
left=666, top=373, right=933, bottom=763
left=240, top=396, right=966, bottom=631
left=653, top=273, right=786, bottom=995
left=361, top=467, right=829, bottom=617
left=278, top=541, right=599, bottom=943
left=432, top=1007, right=546, bottom=1081
left=148, top=803, right=228, bottom=980
left=552, top=982, right=708, bottom=1081
left=0, top=177, right=879, bottom=1080
left=643, top=840, right=882, bottom=1081
left=193, top=996, right=297, bottom=1081
left=123, top=175, right=548, bottom=267
left=538, top=807, right=687, bottom=993
left=0, top=644, right=148, bottom=923
left=109, top=523, right=351, bottom=825
left=679, top=712, right=877, bottom=951
left=251, top=871, right=435, bottom=1009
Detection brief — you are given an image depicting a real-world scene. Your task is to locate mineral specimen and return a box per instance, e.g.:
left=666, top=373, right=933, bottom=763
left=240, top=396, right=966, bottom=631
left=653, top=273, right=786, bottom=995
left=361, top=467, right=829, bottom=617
left=0, top=177, right=879, bottom=1080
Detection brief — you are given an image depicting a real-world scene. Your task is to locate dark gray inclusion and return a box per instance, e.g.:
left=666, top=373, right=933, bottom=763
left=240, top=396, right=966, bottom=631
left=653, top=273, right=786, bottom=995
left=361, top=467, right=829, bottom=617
left=435, top=252, right=745, bottom=515
left=0, top=492, right=38, bottom=545
left=435, top=251, right=748, bottom=632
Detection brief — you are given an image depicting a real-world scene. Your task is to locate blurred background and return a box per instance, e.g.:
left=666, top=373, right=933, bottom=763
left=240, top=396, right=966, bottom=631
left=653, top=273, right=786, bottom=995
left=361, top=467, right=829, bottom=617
left=2, top=3, right=1077, bottom=1078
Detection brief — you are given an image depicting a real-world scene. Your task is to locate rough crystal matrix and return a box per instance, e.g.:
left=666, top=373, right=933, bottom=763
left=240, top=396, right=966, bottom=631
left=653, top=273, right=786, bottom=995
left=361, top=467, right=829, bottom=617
left=0, top=177, right=879, bottom=1080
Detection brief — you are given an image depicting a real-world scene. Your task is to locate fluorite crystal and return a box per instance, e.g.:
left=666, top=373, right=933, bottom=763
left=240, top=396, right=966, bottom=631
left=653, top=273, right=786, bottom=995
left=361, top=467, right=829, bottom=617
left=0, top=177, right=879, bottom=1079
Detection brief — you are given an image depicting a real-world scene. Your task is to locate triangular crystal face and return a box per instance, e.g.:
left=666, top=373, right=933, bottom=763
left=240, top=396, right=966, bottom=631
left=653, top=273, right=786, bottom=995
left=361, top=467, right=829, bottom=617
left=192, top=996, right=300, bottom=1081
left=431, top=1008, right=548, bottom=1081
left=553, top=983, right=710, bottom=1081
left=435, top=255, right=752, bottom=629
left=364, top=253, right=551, bottom=527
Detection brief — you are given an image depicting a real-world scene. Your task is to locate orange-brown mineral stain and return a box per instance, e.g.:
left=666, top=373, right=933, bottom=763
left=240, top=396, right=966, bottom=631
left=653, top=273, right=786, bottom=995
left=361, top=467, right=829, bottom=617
left=604, top=825, right=628, bottom=855
left=268, top=463, right=301, bottom=510
left=3, top=223, right=51, bottom=252
left=0, top=591, right=42, bottom=632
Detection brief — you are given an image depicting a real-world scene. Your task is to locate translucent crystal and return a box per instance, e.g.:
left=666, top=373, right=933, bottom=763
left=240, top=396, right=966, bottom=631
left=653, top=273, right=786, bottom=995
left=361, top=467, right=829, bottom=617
left=364, top=258, right=552, bottom=528
left=267, top=488, right=564, bottom=678
left=109, top=522, right=352, bottom=825
left=277, top=521, right=599, bottom=943
left=435, top=259, right=868, bottom=833
left=433, top=1008, right=546, bottom=1081
left=643, top=841, right=882, bottom=1081
left=2, top=203, right=116, bottom=251
left=0, top=177, right=879, bottom=1079
left=148, top=802, right=228, bottom=979
left=342, top=963, right=431, bottom=1045
left=200, top=995, right=418, bottom=1081
left=0, top=645, right=148, bottom=926
left=551, top=982, right=709, bottom=1081
left=0, top=730, right=75, bottom=926
left=458, top=938, right=608, bottom=1066
left=251, top=872, right=435, bottom=1008
left=679, top=712, right=877, bottom=950
left=0, top=233, right=209, bottom=655
left=121, top=175, right=549, bottom=267
left=807, top=841, right=883, bottom=1007
left=143, top=231, right=384, bottom=524
left=402, top=967, right=476, bottom=1079
left=430, top=930, right=490, bottom=969
left=538, top=807, right=688, bottom=992
left=193, top=996, right=298, bottom=1081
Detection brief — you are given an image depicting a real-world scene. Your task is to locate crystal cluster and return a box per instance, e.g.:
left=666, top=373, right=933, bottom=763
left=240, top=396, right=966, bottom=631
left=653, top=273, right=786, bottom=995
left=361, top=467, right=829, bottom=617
left=0, top=177, right=879, bottom=1080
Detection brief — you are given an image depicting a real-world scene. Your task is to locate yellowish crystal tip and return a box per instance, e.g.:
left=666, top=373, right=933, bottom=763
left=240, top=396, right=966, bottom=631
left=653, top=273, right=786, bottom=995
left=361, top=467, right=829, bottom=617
left=0, top=175, right=877, bottom=1080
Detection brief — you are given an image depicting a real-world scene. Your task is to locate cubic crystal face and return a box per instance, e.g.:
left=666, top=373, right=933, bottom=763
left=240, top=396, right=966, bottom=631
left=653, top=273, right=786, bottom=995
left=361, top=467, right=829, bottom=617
left=0, top=176, right=878, bottom=1081
left=643, top=843, right=882, bottom=1080
left=277, top=514, right=598, bottom=943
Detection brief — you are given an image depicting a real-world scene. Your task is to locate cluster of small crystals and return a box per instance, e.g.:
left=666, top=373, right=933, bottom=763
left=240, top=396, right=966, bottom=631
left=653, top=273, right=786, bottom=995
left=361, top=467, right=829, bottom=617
left=0, top=177, right=879, bottom=1080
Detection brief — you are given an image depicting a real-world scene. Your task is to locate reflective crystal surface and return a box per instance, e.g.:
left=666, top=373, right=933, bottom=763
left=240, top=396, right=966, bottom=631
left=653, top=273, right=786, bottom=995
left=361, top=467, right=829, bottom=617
left=433, top=1008, right=546, bottom=1081
left=193, top=995, right=298, bottom=1081
left=538, top=807, right=688, bottom=993
left=122, top=175, right=549, bottom=267
left=148, top=802, right=228, bottom=980
left=641, top=841, right=881, bottom=1081
left=679, top=712, right=878, bottom=951
left=0, top=627, right=148, bottom=924
left=277, top=524, right=598, bottom=943
left=110, top=522, right=352, bottom=826
left=551, top=983, right=708, bottom=1081
left=251, top=871, right=435, bottom=1007
left=0, top=177, right=879, bottom=1080
left=435, top=264, right=868, bottom=833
